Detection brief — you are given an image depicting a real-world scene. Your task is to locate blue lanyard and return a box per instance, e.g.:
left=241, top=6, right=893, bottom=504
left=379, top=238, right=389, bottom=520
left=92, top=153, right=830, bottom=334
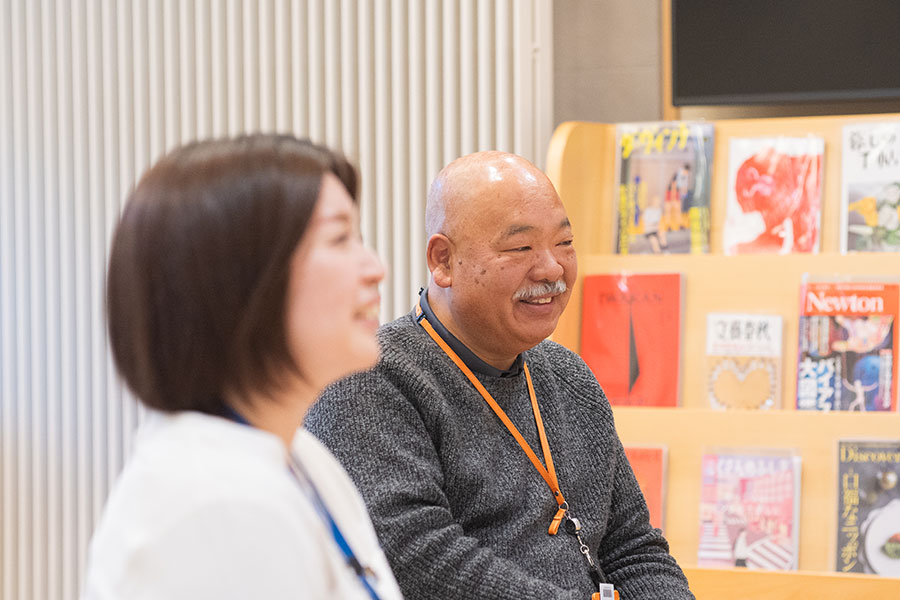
left=221, top=407, right=382, bottom=600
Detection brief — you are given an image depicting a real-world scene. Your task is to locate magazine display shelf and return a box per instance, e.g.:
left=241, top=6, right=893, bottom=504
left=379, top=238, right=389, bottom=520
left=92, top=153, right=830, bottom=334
left=545, top=116, right=900, bottom=597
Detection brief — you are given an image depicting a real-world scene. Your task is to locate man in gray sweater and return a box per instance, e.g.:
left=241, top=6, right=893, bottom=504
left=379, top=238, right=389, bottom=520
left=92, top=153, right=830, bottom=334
left=306, top=151, right=694, bottom=599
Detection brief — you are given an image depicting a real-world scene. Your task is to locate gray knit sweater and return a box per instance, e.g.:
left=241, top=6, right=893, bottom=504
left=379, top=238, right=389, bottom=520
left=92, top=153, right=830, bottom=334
left=306, top=313, right=694, bottom=600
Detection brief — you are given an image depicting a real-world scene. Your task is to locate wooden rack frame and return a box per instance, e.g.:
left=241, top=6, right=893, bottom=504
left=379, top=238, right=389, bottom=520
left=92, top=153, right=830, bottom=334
left=545, top=115, right=900, bottom=598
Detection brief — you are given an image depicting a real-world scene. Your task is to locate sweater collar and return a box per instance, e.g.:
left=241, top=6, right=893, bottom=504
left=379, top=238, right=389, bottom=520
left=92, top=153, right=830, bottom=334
left=417, top=288, right=525, bottom=378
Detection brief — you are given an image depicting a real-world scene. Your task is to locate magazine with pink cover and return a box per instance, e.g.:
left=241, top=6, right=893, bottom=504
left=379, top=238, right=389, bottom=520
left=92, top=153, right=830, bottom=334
left=723, top=136, right=824, bottom=255
left=698, top=449, right=801, bottom=570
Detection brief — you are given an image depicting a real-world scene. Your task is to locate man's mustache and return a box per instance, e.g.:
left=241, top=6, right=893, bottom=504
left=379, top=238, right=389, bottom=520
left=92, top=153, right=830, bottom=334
left=513, top=280, right=567, bottom=301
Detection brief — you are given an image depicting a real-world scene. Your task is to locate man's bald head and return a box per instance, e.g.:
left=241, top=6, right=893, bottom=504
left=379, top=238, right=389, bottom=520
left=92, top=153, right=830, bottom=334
left=422, top=150, right=575, bottom=369
left=425, top=151, right=556, bottom=240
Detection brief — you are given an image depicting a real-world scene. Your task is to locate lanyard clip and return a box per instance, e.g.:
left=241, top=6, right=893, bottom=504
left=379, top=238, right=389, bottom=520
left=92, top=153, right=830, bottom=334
left=548, top=501, right=568, bottom=535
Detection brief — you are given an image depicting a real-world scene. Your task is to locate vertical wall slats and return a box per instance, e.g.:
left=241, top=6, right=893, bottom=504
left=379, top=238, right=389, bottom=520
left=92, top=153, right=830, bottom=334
left=512, top=0, right=531, bottom=159
left=373, top=0, right=392, bottom=317
left=40, top=1, right=61, bottom=596
left=112, top=0, right=133, bottom=480
left=101, top=0, right=121, bottom=493
left=0, top=3, right=553, bottom=599
left=533, top=0, right=553, bottom=164
left=196, top=0, right=212, bottom=139
left=324, top=0, right=341, bottom=148
left=68, top=0, right=89, bottom=583
left=356, top=0, right=375, bottom=246
left=307, top=0, right=324, bottom=142
left=210, top=0, right=228, bottom=136
left=163, top=0, right=180, bottom=146
left=459, top=0, right=475, bottom=155
left=8, top=0, right=25, bottom=596
left=274, top=0, right=292, bottom=133
left=494, top=0, right=512, bottom=152
left=55, top=0, right=77, bottom=593
left=179, top=0, right=198, bottom=142
left=290, top=0, right=308, bottom=137
left=124, top=0, right=148, bottom=465
left=390, top=0, right=409, bottom=316
left=407, top=0, right=425, bottom=294
left=87, top=0, right=108, bottom=531
left=0, top=5, right=12, bottom=600
left=25, top=1, right=46, bottom=598
left=225, top=0, right=243, bottom=134
left=148, top=0, right=165, bottom=157
left=441, top=0, right=459, bottom=165
left=340, top=0, right=358, bottom=160
left=476, top=0, right=494, bottom=150
left=242, top=0, right=260, bottom=132
left=424, top=0, right=441, bottom=181
left=259, top=0, right=277, bottom=132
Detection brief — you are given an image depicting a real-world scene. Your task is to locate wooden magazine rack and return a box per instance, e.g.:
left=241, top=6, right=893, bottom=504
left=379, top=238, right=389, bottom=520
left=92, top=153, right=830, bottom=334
left=545, top=115, right=900, bottom=599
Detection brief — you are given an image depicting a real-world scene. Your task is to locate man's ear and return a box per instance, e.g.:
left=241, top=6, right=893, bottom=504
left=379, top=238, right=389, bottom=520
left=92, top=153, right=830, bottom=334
left=426, top=234, right=453, bottom=288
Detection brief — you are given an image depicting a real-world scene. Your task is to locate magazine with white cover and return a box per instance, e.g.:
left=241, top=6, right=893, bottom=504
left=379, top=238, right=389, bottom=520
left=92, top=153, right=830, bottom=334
left=841, top=122, right=900, bottom=253
left=706, top=313, right=783, bottom=410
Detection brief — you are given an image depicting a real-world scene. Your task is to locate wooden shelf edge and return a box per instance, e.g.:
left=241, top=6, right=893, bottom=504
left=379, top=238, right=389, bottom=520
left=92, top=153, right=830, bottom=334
left=683, top=566, right=900, bottom=599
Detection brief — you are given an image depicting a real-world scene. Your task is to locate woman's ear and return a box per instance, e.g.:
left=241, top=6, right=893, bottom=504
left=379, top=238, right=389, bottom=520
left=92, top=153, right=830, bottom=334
left=426, top=234, right=453, bottom=288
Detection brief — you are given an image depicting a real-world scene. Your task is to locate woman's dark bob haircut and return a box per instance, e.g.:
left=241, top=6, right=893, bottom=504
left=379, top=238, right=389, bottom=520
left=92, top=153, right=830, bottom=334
left=106, top=134, right=358, bottom=415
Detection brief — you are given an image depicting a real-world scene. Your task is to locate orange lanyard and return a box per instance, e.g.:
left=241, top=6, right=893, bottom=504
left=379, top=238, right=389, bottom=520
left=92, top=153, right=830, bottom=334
left=416, top=304, right=569, bottom=535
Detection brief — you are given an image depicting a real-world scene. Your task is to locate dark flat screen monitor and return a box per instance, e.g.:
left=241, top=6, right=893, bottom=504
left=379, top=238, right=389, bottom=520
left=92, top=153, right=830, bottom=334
left=671, top=1, right=900, bottom=106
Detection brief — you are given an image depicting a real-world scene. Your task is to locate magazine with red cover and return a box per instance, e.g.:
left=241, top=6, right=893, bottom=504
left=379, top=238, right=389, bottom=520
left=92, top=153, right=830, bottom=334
left=624, top=445, right=668, bottom=532
left=796, top=280, right=899, bottom=412
left=580, top=272, right=683, bottom=407
left=723, top=136, right=824, bottom=255
left=697, top=449, right=801, bottom=571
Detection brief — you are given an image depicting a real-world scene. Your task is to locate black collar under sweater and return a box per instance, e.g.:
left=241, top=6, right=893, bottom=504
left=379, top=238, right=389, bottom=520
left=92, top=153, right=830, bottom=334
left=417, top=288, right=525, bottom=378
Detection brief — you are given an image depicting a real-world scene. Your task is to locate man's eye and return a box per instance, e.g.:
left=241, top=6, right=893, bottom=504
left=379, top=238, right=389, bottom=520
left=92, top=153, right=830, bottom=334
left=558, top=239, right=574, bottom=247
left=508, top=246, right=531, bottom=252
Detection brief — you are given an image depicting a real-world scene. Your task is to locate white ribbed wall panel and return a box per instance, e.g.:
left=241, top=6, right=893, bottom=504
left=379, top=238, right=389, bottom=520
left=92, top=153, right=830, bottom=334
left=0, top=2, right=553, bottom=599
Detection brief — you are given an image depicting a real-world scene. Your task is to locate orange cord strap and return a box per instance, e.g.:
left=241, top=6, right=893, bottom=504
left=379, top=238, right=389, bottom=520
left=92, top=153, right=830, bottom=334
left=417, top=305, right=567, bottom=535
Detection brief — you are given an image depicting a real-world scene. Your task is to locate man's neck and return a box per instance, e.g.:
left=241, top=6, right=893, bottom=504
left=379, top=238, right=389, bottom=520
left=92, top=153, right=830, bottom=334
left=424, top=286, right=520, bottom=372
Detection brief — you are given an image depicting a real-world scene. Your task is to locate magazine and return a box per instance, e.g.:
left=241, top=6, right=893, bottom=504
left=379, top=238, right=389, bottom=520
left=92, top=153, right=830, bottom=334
left=796, top=280, right=899, bottom=412
left=723, top=136, right=824, bottom=255
left=581, top=273, right=683, bottom=407
left=706, top=313, right=783, bottom=410
left=697, top=449, right=801, bottom=570
left=614, top=121, right=714, bottom=255
left=624, top=445, right=667, bottom=532
left=836, top=439, right=900, bottom=576
left=841, top=122, right=900, bottom=253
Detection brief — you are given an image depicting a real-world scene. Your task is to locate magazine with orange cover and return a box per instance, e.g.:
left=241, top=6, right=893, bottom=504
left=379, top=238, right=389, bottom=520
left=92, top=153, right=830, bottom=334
left=624, top=445, right=667, bottom=531
left=580, top=272, right=683, bottom=407
left=796, top=280, right=899, bottom=412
